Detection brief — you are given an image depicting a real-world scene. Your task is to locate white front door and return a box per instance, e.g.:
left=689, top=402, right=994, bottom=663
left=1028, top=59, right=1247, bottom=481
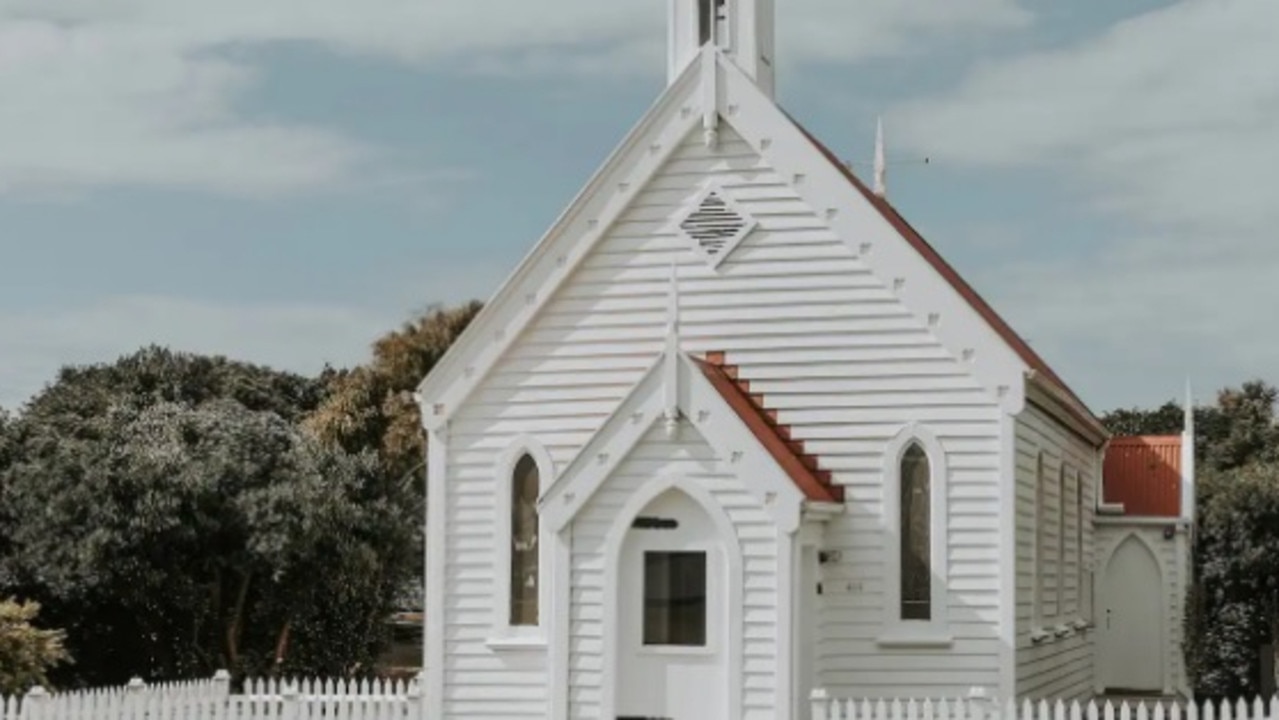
left=616, top=490, right=729, bottom=720
left=1100, top=535, right=1165, bottom=693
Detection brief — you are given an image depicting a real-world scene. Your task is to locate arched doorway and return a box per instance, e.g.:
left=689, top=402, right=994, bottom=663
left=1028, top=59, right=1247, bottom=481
left=614, top=488, right=731, bottom=720
left=1100, top=535, right=1165, bottom=693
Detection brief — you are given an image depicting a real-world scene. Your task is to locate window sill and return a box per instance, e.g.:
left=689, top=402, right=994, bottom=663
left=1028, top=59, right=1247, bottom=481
left=485, top=633, right=547, bottom=652
left=876, top=632, right=954, bottom=649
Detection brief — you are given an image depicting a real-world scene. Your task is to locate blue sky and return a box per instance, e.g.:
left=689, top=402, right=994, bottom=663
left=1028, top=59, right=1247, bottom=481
left=2, top=0, right=1276, bottom=414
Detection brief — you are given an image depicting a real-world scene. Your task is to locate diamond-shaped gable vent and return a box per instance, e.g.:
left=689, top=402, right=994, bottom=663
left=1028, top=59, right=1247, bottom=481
left=676, top=186, right=757, bottom=268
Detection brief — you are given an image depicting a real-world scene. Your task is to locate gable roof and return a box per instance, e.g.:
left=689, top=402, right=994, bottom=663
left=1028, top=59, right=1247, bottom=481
left=539, top=350, right=835, bottom=535
left=415, top=48, right=1106, bottom=444
left=790, top=119, right=1096, bottom=426
left=693, top=353, right=841, bottom=503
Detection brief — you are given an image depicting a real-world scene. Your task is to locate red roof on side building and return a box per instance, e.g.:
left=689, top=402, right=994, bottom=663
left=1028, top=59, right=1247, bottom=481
left=1103, top=436, right=1183, bottom=518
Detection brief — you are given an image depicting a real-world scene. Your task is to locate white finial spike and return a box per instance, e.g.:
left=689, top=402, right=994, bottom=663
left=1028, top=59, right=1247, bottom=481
left=873, top=116, right=887, bottom=198
left=1184, top=377, right=1194, bottom=433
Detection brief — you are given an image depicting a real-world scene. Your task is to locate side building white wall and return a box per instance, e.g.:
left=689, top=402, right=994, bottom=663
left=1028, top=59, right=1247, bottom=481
left=1093, top=521, right=1191, bottom=698
left=1013, top=402, right=1101, bottom=700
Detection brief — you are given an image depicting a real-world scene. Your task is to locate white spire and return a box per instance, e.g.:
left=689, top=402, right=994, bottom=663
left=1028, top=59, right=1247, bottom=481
left=873, top=116, right=887, bottom=198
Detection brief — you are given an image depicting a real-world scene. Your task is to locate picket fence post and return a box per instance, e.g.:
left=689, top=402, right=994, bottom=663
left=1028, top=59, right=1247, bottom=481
left=407, top=671, right=426, bottom=720
left=23, top=685, right=47, bottom=720
left=811, top=687, right=831, bottom=720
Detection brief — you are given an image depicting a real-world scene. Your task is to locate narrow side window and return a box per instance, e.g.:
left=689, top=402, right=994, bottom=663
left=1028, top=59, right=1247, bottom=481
left=510, top=454, right=540, bottom=626
left=1035, top=453, right=1046, bottom=625
left=900, top=443, right=931, bottom=621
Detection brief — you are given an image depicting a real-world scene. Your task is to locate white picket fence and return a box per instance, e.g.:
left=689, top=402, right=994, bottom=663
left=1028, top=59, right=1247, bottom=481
left=1, top=671, right=423, bottom=720
left=811, top=691, right=1279, bottom=720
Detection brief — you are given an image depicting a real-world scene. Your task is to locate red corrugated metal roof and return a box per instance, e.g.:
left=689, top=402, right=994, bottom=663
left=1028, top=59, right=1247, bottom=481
left=1103, top=436, right=1182, bottom=517
left=695, top=352, right=843, bottom=503
left=788, top=118, right=1101, bottom=434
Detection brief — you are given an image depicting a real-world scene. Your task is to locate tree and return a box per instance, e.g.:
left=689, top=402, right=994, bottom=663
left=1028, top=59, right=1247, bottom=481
left=0, top=599, right=70, bottom=695
left=1185, top=462, right=1279, bottom=698
left=0, top=350, right=416, bottom=685
left=1101, top=380, right=1279, bottom=471
left=305, top=301, right=483, bottom=490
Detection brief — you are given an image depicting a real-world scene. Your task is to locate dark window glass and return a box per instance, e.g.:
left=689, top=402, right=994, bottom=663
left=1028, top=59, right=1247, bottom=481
left=643, top=551, right=707, bottom=646
left=510, top=455, right=540, bottom=626
left=901, top=444, right=931, bottom=620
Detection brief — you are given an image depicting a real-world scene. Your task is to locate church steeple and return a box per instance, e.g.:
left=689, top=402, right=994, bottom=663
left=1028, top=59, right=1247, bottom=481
left=668, top=0, right=776, bottom=99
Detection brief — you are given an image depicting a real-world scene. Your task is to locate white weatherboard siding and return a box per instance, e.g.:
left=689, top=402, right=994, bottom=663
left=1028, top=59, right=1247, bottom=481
left=1094, top=522, right=1189, bottom=697
left=1014, top=402, right=1100, bottom=700
left=441, top=118, right=1015, bottom=712
left=567, top=424, right=779, bottom=719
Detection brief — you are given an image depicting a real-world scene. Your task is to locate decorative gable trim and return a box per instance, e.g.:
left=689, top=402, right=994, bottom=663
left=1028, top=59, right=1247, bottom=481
left=671, top=181, right=758, bottom=268
left=711, top=55, right=1031, bottom=416
left=538, top=351, right=810, bottom=535
left=414, top=58, right=705, bottom=431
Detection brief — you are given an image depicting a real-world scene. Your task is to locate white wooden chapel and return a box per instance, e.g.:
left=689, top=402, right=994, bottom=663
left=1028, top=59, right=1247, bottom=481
left=414, top=1, right=1190, bottom=718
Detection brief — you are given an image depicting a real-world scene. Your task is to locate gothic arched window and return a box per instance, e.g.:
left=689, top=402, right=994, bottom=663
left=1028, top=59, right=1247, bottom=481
left=900, top=443, right=932, bottom=621
left=509, top=454, right=540, bottom=626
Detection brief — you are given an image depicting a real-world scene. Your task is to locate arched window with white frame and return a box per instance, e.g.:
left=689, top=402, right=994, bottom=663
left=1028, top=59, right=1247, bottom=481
left=1056, top=462, right=1067, bottom=617
left=510, top=454, right=540, bottom=626
left=881, top=424, right=950, bottom=643
left=492, top=437, right=553, bottom=642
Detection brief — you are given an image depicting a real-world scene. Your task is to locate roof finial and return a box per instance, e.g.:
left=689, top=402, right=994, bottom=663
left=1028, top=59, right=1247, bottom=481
left=873, top=115, right=887, bottom=198
left=1184, top=377, right=1195, bottom=435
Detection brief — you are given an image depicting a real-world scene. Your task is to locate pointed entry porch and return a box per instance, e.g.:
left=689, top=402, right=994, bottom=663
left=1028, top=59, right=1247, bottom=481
left=539, top=350, right=843, bottom=720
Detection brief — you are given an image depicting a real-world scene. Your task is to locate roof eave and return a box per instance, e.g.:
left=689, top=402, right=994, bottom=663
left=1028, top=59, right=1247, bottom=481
left=1026, top=370, right=1109, bottom=448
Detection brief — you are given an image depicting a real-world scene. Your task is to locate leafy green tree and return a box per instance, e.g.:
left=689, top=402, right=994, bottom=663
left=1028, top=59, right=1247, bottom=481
left=1185, top=463, right=1279, bottom=698
left=0, top=350, right=416, bottom=685
left=0, top=599, right=70, bottom=695
left=1102, top=380, right=1279, bottom=471
left=304, top=301, right=483, bottom=486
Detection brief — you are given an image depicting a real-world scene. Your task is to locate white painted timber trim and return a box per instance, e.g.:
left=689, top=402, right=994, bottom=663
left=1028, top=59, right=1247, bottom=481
left=600, top=474, right=745, bottom=720
left=1025, top=372, right=1108, bottom=447
left=414, top=57, right=704, bottom=431
left=997, top=411, right=1018, bottom=699
left=490, top=436, right=556, bottom=645
left=714, top=53, right=1028, bottom=415
left=879, top=422, right=950, bottom=638
left=540, top=352, right=806, bottom=534
left=424, top=424, right=448, bottom=720
left=777, top=525, right=797, bottom=719
left=549, top=526, right=571, bottom=720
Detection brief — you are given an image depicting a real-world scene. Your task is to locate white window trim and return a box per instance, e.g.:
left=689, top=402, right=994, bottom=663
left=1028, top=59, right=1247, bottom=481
left=879, top=423, right=951, bottom=646
left=488, top=435, right=554, bottom=650
left=1032, top=453, right=1047, bottom=639
left=1076, top=468, right=1093, bottom=628
left=1057, top=463, right=1067, bottom=618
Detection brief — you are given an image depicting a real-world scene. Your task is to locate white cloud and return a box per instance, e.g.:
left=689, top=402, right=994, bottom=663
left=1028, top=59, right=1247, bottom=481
left=892, top=0, right=1279, bottom=408
left=0, top=0, right=1026, bottom=195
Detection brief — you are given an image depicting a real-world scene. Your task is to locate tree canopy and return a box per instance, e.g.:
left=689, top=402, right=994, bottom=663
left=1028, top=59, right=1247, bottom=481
left=304, top=301, right=482, bottom=488
left=0, top=348, right=417, bottom=686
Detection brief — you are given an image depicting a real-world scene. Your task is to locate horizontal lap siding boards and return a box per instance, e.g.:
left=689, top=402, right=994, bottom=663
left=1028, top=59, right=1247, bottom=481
left=446, top=123, right=1005, bottom=713
left=1014, top=403, right=1099, bottom=700
left=568, top=427, right=779, bottom=720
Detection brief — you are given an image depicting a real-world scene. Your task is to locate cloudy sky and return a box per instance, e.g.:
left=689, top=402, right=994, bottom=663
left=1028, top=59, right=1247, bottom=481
left=0, top=0, right=1274, bottom=414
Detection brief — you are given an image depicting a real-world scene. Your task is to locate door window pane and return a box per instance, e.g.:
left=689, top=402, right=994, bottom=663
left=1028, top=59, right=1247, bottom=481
left=643, top=551, right=707, bottom=646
